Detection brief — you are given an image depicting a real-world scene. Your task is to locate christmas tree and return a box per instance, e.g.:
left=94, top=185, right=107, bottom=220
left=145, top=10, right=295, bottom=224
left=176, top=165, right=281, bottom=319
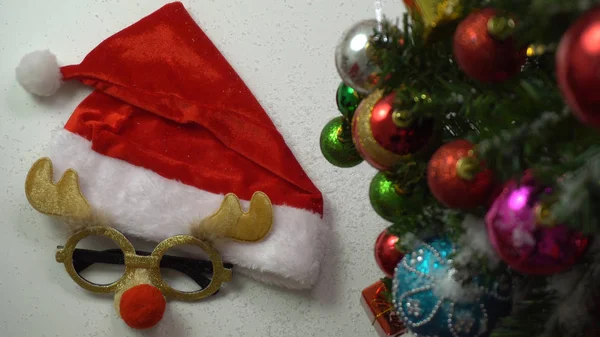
left=321, top=1, right=600, bottom=336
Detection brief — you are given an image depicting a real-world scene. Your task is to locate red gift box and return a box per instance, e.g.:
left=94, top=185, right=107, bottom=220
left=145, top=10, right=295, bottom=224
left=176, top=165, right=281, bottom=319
left=360, top=281, right=407, bottom=337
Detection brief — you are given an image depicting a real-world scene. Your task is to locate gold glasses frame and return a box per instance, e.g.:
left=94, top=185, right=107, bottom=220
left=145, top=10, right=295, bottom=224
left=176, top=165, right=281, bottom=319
left=56, top=226, right=232, bottom=301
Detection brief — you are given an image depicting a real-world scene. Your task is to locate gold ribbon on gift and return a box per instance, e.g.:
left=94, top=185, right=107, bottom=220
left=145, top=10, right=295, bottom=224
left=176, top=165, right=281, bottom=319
left=370, top=282, right=395, bottom=325
left=373, top=306, right=394, bottom=324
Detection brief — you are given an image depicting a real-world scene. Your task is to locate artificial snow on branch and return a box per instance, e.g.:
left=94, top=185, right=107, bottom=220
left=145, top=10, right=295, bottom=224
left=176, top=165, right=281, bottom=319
left=543, top=235, right=600, bottom=336
left=455, top=215, right=500, bottom=269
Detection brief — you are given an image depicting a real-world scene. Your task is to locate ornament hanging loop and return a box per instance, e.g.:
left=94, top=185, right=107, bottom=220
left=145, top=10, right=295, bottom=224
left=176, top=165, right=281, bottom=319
left=526, top=43, right=556, bottom=57
left=535, top=201, right=556, bottom=227
left=392, top=109, right=415, bottom=128
left=336, top=119, right=354, bottom=144
left=455, top=151, right=481, bottom=181
left=374, top=0, right=384, bottom=32
left=487, top=16, right=516, bottom=40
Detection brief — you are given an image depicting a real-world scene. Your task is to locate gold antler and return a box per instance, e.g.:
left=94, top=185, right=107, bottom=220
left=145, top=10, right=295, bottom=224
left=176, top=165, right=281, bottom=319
left=25, top=157, right=92, bottom=220
left=192, top=192, right=273, bottom=242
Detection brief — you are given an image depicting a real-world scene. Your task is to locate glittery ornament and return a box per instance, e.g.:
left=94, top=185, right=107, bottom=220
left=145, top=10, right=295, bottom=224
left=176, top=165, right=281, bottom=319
left=393, top=237, right=512, bottom=337
left=453, top=8, right=526, bottom=82
left=486, top=179, right=589, bottom=275
left=336, top=82, right=362, bottom=119
left=370, top=172, right=412, bottom=223
left=320, top=116, right=363, bottom=168
left=335, top=19, right=380, bottom=95
left=427, top=139, right=495, bottom=209
left=352, top=90, right=437, bottom=170
left=410, top=0, right=463, bottom=40
left=374, top=229, right=405, bottom=278
left=557, top=7, right=600, bottom=128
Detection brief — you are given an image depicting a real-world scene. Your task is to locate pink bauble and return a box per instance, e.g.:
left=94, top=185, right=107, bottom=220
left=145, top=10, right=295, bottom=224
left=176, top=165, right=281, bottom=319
left=486, top=181, right=589, bottom=275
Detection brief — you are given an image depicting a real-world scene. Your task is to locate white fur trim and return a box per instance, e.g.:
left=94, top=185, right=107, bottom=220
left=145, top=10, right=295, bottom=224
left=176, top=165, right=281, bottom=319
left=48, top=129, right=326, bottom=289
left=16, top=50, right=62, bottom=96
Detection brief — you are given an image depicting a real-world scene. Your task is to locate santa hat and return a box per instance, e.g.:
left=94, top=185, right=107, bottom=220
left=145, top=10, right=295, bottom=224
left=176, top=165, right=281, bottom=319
left=17, top=2, right=325, bottom=289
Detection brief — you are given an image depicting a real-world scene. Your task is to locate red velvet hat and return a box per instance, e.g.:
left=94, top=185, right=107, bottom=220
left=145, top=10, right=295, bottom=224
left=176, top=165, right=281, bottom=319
left=17, top=2, right=325, bottom=289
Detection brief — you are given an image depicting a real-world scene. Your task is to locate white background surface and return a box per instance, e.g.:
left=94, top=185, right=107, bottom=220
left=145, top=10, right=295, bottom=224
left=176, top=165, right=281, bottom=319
left=0, top=0, right=406, bottom=336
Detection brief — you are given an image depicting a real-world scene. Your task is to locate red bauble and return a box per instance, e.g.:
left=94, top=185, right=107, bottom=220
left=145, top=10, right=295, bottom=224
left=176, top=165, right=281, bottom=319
left=352, top=91, right=436, bottom=170
left=557, top=7, right=600, bottom=128
left=374, top=229, right=404, bottom=278
left=370, top=93, right=435, bottom=155
left=427, top=139, right=496, bottom=209
left=453, top=8, right=526, bottom=82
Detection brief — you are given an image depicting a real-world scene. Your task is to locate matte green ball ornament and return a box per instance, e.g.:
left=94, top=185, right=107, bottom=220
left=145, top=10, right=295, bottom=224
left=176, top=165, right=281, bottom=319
left=336, top=82, right=361, bottom=119
left=320, top=117, right=364, bottom=168
left=369, top=171, right=408, bottom=223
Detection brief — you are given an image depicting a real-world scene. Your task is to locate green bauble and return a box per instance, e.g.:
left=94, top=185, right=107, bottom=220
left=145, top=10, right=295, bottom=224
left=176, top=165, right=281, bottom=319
left=336, top=82, right=361, bottom=119
left=369, top=172, right=408, bottom=223
left=320, top=117, right=363, bottom=168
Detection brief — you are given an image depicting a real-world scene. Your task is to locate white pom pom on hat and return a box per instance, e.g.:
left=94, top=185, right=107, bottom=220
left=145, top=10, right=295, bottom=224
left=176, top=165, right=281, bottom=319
left=16, top=50, right=62, bottom=96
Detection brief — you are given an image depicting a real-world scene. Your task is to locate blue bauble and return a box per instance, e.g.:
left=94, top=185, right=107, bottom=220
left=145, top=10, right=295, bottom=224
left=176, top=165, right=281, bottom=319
left=392, top=237, right=511, bottom=337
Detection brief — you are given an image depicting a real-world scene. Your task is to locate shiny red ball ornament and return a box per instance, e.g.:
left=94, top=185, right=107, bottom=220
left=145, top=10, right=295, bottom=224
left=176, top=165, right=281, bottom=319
left=453, top=8, right=526, bottom=82
left=352, top=91, right=436, bottom=170
left=374, top=229, right=404, bottom=278
left=557, top=7, right=600, bottom=128
left=427, top=139, right=496, bottom=209
left=370, top=93, right=435, bottom=155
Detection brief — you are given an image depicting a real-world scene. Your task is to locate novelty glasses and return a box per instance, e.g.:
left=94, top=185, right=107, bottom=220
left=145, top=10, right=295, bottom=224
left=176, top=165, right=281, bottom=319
left=56, top=226, right=232, bottom=300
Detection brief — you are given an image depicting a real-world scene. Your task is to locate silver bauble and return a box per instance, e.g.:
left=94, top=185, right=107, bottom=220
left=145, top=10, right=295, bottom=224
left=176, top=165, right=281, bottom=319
left=335, top=19, right=380, bottom=95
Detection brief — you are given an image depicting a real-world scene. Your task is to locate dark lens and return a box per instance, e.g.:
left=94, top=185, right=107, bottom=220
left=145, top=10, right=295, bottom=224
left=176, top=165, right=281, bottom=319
left=159, top=244, right=214, bottom=292
left=73, top=235, right=126, bottom=285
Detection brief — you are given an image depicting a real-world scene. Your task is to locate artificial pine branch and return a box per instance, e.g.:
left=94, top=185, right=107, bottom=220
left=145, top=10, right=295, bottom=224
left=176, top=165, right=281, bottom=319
left=475, top=109, right=571, bottom=182
left=373, top=6, right=600, bottom=217
left=365, top=1, right=600, bottom=335
left=553, top=148, right=600, bottom=233
left=489, top=0, right=600, bottom=47
left=381, top=277, right=394, bottom=303
left=490, top=278, right=555, bottom=337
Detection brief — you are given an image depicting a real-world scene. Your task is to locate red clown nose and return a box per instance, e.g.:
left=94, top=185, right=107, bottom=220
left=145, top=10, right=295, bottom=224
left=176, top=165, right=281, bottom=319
left=119, top=284, right=166, bottom=329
